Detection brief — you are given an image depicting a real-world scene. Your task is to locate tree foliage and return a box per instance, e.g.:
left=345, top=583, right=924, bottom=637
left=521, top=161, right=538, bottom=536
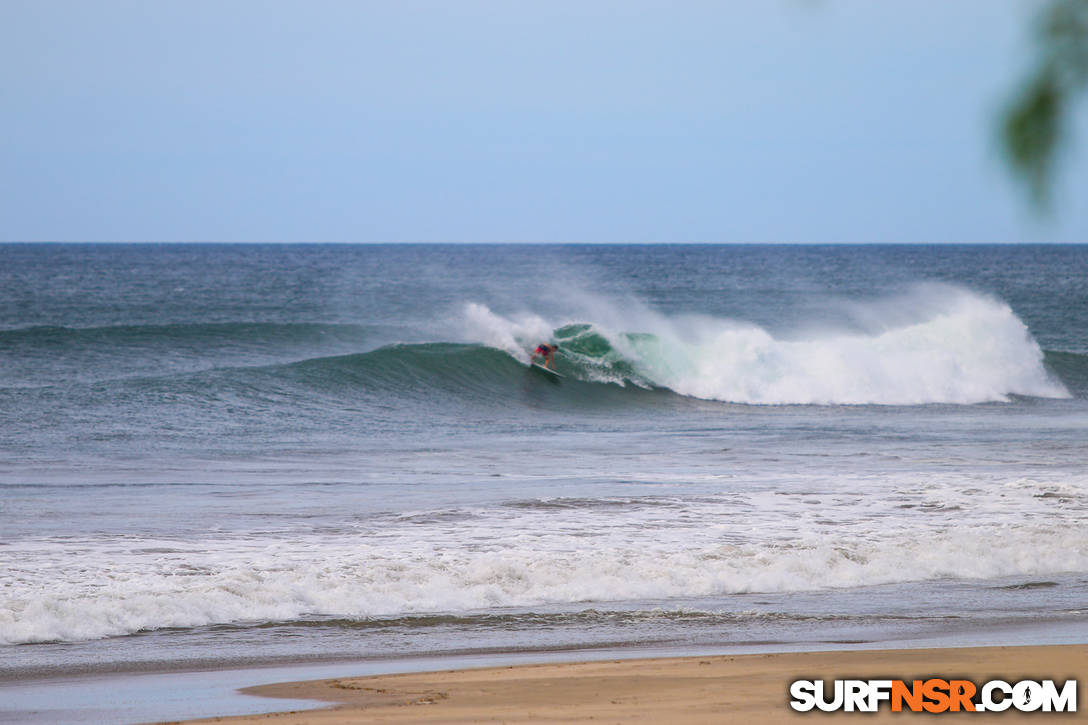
left=1003, top=0, right=1088, bottom=207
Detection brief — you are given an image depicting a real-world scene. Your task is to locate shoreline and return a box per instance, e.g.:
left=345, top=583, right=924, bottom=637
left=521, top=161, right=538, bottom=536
left=163, top=644, right=1086, bottom=725
left=5, top=618, right=1086, bottom=723
left=8, top=592, right=1085, bottom=683
left=4, top=633, right=1086, bottom=724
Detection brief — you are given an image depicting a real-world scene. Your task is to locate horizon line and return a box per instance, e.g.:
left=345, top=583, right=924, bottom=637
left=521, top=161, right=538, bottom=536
left=1, top=240, right=1083, bottom=246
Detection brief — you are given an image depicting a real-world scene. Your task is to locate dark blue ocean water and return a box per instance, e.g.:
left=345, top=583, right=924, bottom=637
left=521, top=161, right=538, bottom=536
left=2, top=244, right=1086, bottom=688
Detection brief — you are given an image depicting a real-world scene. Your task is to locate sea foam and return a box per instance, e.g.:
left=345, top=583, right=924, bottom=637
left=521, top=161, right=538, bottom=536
left=3, top=474, right=1086, bottom=645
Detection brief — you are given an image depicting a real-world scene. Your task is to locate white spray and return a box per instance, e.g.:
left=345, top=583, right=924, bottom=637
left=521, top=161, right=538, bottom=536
left=460, top=285, right=1067, bottom=405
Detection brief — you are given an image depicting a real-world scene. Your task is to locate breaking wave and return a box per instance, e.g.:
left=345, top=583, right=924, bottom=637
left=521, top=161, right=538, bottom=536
left=2, top=285, right=1075, bottom=408
left=461, top=284, right=1070, bottom=405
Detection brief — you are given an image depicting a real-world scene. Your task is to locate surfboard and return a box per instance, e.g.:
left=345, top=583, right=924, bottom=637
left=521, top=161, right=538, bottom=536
left=531, top=362, right=564, bottom=378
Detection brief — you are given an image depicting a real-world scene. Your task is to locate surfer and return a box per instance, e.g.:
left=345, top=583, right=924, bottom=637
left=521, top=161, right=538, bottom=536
left=532, top=343, right=558, bottom=369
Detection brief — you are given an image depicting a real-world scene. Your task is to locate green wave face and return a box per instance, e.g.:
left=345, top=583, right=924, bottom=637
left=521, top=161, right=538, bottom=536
left=552, top=323, right=652, bottom=384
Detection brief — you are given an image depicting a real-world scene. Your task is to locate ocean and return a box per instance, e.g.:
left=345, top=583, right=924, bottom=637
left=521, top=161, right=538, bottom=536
left=1, top=244, right=1086, bottom=718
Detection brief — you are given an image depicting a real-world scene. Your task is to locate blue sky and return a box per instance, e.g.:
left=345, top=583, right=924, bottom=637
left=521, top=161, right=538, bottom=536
left=2, top=0, right=1086, bottom=242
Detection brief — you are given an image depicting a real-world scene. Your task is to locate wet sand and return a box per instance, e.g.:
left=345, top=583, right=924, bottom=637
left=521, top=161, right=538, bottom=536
left=168, top=644, right=1085, bottom=724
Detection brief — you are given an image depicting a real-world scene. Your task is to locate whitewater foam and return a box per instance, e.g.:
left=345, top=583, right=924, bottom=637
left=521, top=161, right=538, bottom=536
left=4, top=472, right=1085, bottom=645
left=461, top=286, right=1068, bottom=405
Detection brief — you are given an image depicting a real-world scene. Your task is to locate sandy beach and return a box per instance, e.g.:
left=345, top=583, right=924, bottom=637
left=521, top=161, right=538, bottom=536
left=168, top=645, right=1085, bottom=724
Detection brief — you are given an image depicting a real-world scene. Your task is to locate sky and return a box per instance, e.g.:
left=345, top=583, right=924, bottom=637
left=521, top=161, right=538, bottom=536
left=1, top=0, right=1086, bottom=243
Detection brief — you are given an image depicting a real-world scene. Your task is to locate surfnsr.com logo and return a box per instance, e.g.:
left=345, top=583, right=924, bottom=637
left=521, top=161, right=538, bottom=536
left=789, top=678, right=1077, bottom=713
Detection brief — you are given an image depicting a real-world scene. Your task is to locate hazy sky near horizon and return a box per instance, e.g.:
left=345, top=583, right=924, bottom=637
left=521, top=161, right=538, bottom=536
left=2, top=0, right=1086, bottom=243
